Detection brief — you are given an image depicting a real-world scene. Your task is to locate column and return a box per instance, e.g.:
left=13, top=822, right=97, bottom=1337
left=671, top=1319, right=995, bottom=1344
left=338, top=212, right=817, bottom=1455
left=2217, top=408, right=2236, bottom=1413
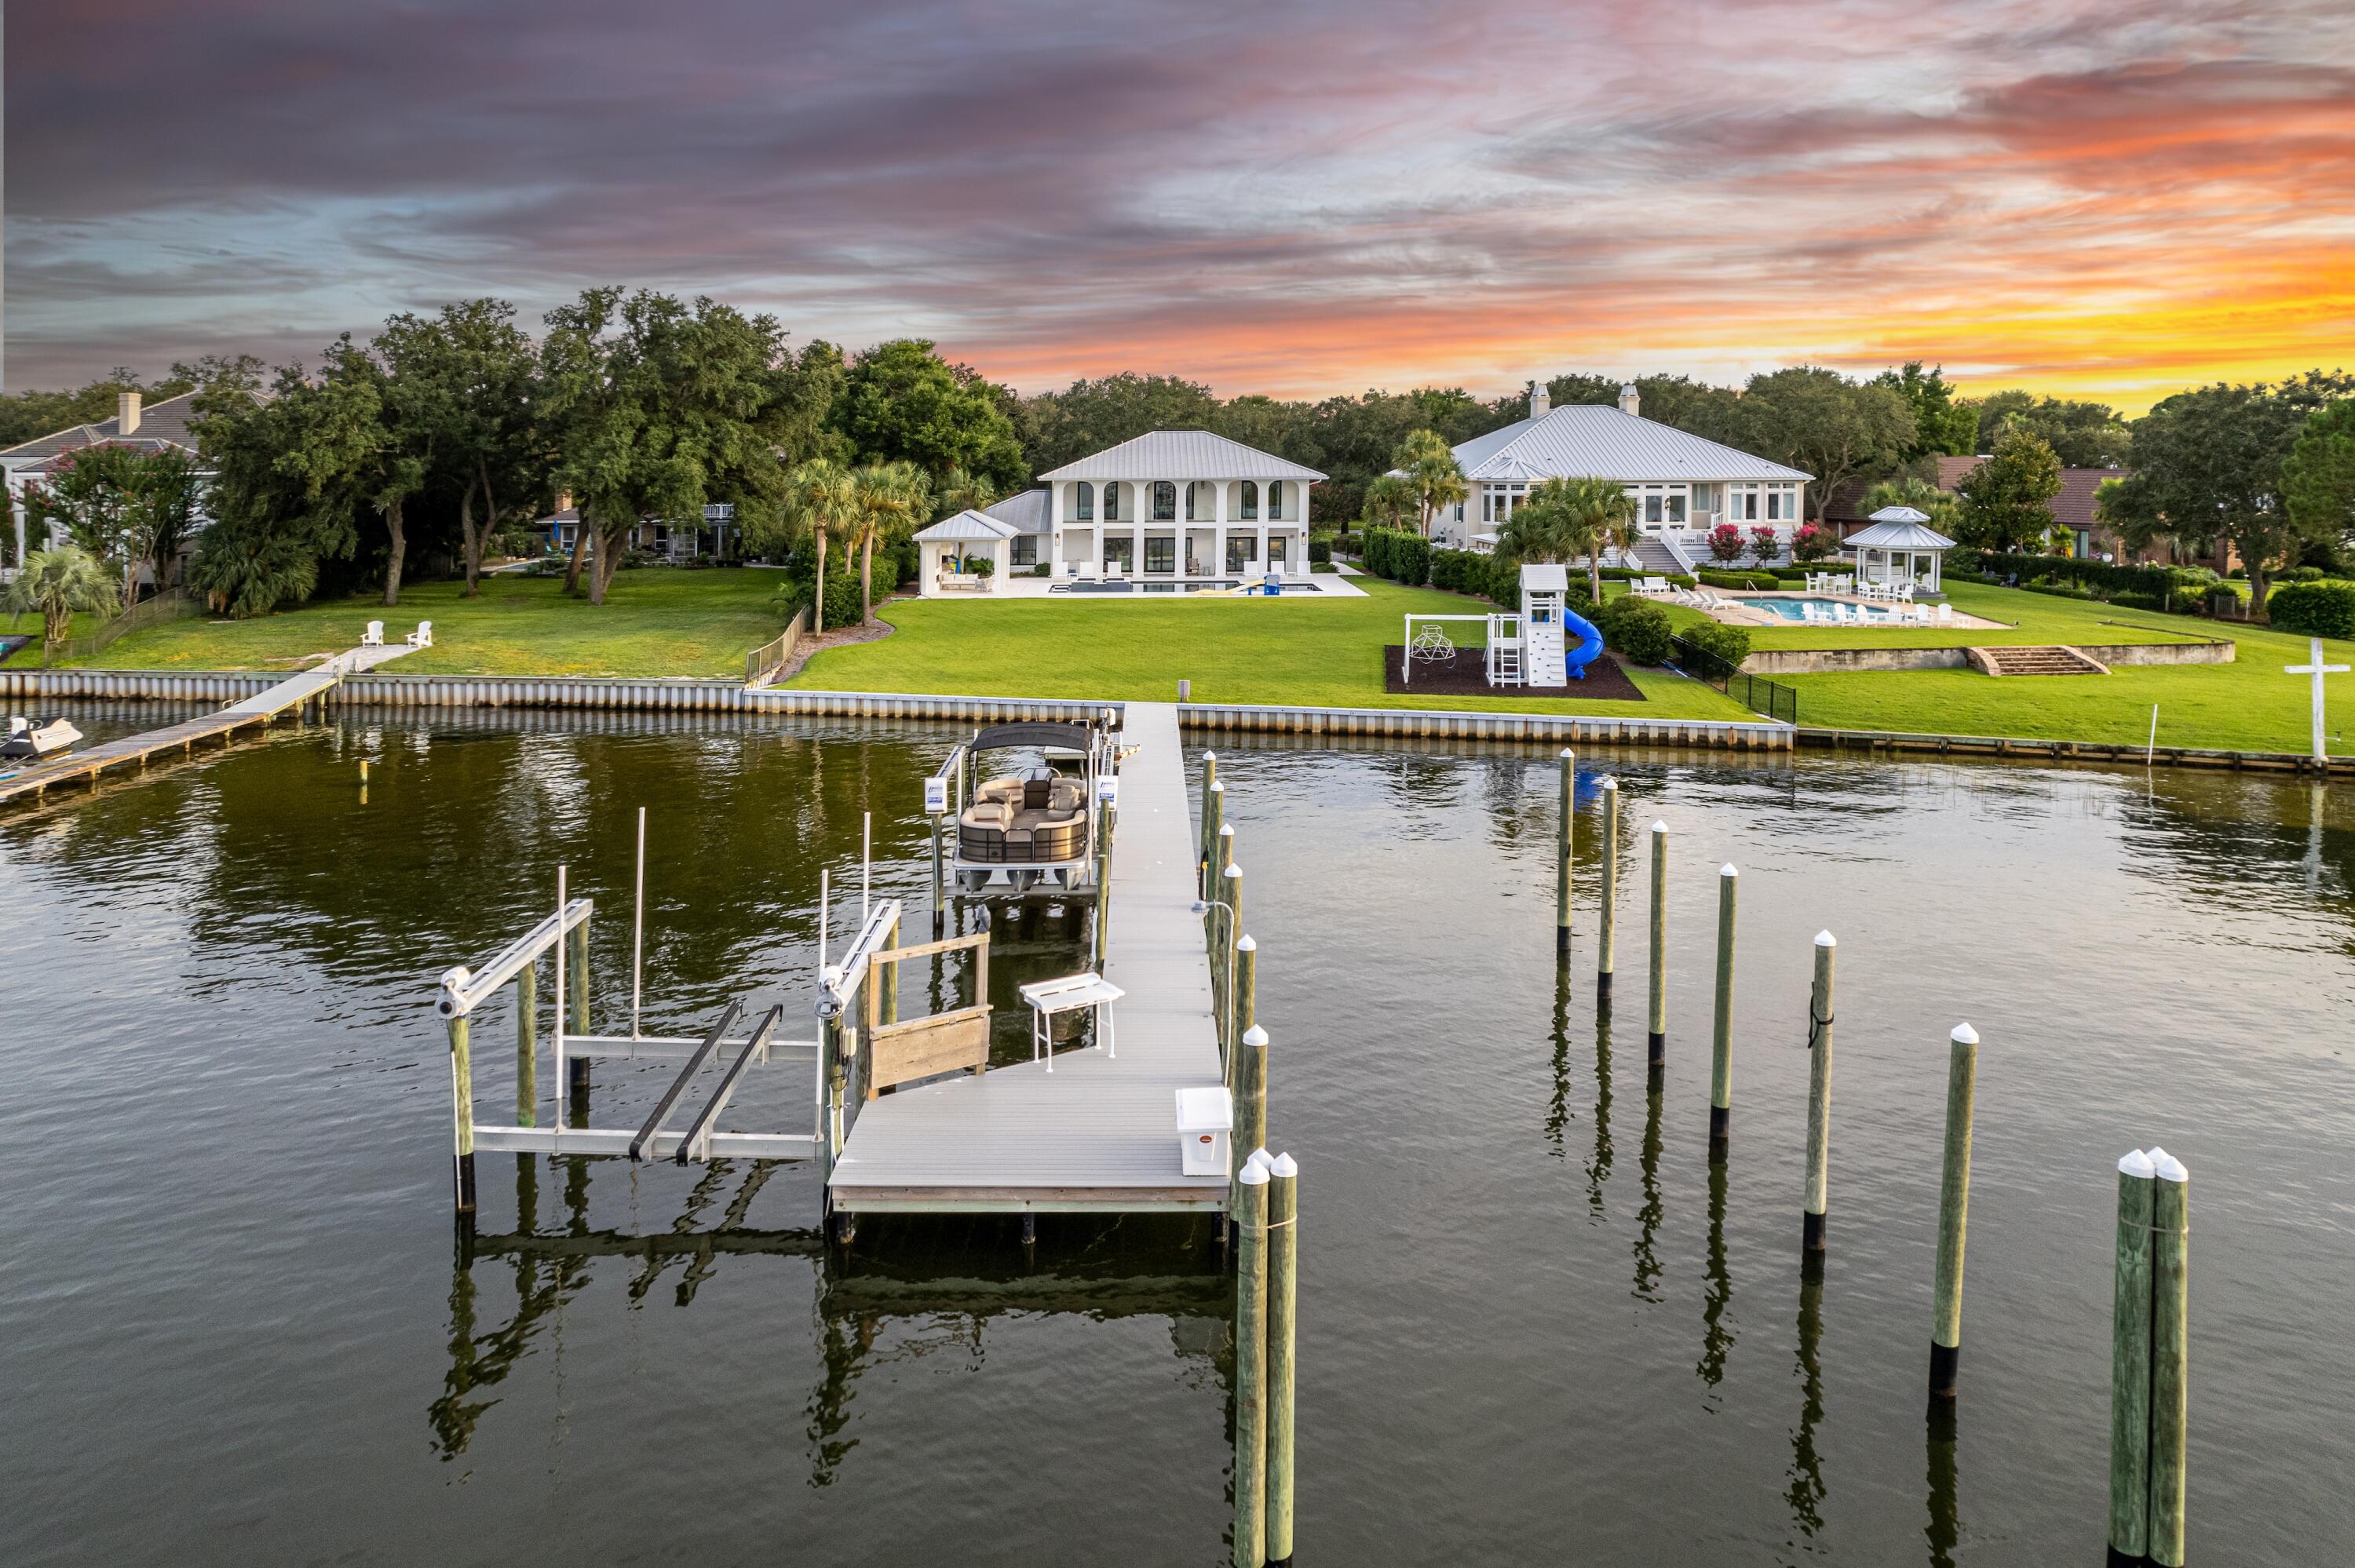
left=1211, top=479, right=1227, bottom=577
left=1049, top=483, right=1065, bottom=574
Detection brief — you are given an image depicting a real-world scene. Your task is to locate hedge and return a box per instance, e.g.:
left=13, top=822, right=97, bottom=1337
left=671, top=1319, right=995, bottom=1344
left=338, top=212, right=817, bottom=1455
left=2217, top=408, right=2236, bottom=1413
left=1362, top=528, right=1431, bottom=586
left=2266, top=580, right=2355, bottom=640
left=1697, top=569, right=1780, bottom=592
left=1594, top=596, right=1674, bottom=665
left=1308, top=538, right=1332, bottom=564
left=1679, top=620, right=1752, bottom=669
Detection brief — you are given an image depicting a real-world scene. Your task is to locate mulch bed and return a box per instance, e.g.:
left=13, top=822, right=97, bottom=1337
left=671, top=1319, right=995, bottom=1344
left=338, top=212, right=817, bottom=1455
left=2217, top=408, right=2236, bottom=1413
left=1384, top=644, right=1648, bottom=702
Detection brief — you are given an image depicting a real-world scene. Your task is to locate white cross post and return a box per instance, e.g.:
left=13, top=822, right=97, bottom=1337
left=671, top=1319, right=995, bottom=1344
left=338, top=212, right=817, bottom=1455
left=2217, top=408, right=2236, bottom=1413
left=2284, top=636, right=2348, bottom=762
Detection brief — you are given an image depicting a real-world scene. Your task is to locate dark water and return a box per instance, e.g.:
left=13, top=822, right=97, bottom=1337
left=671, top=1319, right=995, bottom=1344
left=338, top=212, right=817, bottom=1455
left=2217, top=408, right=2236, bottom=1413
left=2, top=707, right=2350, bottom=1566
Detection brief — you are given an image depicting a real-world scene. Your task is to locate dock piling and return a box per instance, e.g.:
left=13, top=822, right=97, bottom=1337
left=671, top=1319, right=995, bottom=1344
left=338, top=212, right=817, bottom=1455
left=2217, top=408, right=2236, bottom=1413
left=1093, top=797, right=1114, bottom=967
left=1200, top=755, right=1220, bottom=892
left=567, top=917, right=592, bottom=1099
left=1222, top=862, right=1244, bottom=1056
left=1239, top=1023, right=1269, bottom=1169
left=1597, top=778, right=1619, bottom=997
left=1233, top=1151, right=1272, bottom=1568
left=1930, top=1022, right=1979, bottom=1398
left=1709, top=863, right=1736, bottom=1152
left=1231, top=934, right=1259, bottom=1097
left=1647, top=821, right=1667, bottom=1073
left=2107, top=1148, right=2156, bottom=1566
left=1555, top=749, right=1575, bottom=956
left=1802, top=931, right=1836, bottom=1256
left=2148, top=1150, right=2190, bottom=1567
left=515, top=958, right=538, bottom=1127
left=1266, top=1151, right=1299, bottom=1568
left=447, top=1014, right=476, bottom=1214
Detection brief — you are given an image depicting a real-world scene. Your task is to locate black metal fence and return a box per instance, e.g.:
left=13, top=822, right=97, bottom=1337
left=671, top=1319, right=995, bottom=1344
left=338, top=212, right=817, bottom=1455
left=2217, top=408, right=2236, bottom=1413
left=1667, top=634, right=1799, bottom=725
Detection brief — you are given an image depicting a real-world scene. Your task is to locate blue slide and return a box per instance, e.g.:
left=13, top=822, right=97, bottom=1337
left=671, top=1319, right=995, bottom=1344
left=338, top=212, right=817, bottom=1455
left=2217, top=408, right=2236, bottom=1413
left=1563, top=605, right=1607, bottom=680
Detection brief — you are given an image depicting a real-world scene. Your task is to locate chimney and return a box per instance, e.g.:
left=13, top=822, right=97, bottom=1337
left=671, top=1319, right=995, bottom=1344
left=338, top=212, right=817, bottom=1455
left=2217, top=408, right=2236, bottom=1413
left=1529, top=383, right=1550, bottom=419
left=1617, top=385, right=1640, bottom=418
left=555, top=490, right=574, bottom=514
left=117, top=392, right=142, bottom=434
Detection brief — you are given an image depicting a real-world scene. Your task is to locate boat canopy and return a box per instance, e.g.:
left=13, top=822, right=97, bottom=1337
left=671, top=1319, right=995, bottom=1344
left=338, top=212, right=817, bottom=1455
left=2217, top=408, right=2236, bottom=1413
left=970, top=721, right=1097, bottom=754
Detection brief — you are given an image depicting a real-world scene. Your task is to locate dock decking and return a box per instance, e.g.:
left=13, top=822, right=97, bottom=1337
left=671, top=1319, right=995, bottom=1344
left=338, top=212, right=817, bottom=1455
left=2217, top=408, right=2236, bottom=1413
left=828, top=702, right=1230, bottom=1214
left=0, top=644, right=411, bottom=807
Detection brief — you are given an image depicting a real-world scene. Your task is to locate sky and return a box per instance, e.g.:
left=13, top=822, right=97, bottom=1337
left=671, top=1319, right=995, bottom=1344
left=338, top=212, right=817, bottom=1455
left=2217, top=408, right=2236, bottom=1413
left=7, top=0, right=2353, bottom=412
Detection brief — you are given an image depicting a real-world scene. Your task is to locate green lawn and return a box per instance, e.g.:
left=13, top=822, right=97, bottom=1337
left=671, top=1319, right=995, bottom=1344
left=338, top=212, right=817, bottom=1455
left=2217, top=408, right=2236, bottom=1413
left=787, top=577, right=1758, bottom=719
left=49, top=569, right=790, bottom=676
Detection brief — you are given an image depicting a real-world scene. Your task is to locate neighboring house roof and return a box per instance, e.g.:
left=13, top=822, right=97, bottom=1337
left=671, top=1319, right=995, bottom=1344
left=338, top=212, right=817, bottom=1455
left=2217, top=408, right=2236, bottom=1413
left=912, top=509, right=1021, bottom=543
left=0, top=390, right=242, bottom=469
left=1937, top=457, right=2127, bottom=533
left=1038, top=430, right=1325, bottom=483
left=983, top=487, right=1051, bottom=535
left=1844, top=518, right=1956, bottom=550
left=1448, top=405, right=1811, bottom=485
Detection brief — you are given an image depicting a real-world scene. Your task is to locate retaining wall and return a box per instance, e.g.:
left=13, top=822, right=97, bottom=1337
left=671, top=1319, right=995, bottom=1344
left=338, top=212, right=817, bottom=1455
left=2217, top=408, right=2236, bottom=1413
left=1740, top=639, right=2232, bottom=676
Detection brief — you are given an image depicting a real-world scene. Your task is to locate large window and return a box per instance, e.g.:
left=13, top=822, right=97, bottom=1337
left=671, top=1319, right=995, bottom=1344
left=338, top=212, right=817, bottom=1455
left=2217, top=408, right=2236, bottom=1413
left=1645, top=492, right=1663, bottom=524
left=1240, top=481, right=1258, bottom=520
left=1074, top=482, right=1094, bottom=522
left=1152, top=481, right=1176, bottom=521
left=1268, top=534, right=1287, bottom=565
left=1667, top=493, right=1686, bottom=524
left=1226, top=535, right=1255, bottom=572
left=1145, top=534, right=1175, bottom=574
left=1011, top=534, right=1038, bottom=567
left=1104, top=483, right=1119, bottom=522
left=1266, top=481, right=1286, bottom=520
left=1767, top=491, right=1784, bottom=522
left=1690, top=483, right=1715, bottom=512
left=1104, top=534, right=1134, bottom=573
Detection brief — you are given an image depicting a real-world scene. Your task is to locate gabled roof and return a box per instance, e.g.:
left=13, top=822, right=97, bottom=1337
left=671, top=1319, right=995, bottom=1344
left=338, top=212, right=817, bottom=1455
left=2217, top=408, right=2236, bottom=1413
left=1451, top=405, right=1810, bottom=484
left=1937, top=457, right=2128, bottom=531
left=0, top=390, right=245, bottom=468
left=983, top=487, right=1051, bottom=535
left=912, top=509, right=1021, bottom=543
left=1039, top=430, right=1324, bottom=483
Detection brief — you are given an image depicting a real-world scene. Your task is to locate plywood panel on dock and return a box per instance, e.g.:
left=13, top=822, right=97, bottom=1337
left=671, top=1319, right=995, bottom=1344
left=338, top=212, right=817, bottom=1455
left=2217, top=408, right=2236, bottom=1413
left=829, top=702, right=1231, bottom=1213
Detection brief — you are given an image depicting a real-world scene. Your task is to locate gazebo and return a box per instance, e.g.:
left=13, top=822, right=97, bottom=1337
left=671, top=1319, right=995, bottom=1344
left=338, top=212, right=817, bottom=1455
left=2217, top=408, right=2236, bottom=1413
left=913, top=510, right=1020, bottom=595
left=1844, top=507, right=1957, bottom=593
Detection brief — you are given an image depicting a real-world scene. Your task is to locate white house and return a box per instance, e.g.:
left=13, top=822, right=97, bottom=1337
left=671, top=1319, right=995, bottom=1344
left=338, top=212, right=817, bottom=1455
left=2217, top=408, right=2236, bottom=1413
left=1038, top=431, right=1324, bottom=578
left=1429, top=386, right=1813, bottom=571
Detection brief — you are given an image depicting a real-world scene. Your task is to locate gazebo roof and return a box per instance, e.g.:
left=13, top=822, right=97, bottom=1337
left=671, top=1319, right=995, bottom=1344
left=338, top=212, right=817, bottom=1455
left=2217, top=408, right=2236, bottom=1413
left=1845, top=516, right=1956, bottom=550
left=911, top=509, right=1020, bottom=543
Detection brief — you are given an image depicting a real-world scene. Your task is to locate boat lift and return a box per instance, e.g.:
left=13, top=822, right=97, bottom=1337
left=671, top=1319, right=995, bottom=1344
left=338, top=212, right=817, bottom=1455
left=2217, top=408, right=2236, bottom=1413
left=433, top=808, right=991, bottom=1217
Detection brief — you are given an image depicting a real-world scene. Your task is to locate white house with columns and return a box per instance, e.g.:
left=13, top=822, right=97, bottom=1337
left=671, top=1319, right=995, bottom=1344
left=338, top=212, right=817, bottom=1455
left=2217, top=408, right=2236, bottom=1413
left=1429, top=385, right=1813, bottom=572
left=1038, top=431, right=1324, bottom=579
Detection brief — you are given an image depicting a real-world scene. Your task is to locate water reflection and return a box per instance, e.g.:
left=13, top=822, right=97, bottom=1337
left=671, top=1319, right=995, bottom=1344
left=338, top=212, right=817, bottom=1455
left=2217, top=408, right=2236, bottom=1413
left=1632, top=1077, right=1664, bottom=1302
left=1546, top=966, right=1572, bottom=1157
left=1787, top=1269, right=1827, bottom=1538
left=1586, top=999, right=1616, bottom=1222
left=1926, top=1400, right=1961, bottom=1566
left=1696, top=1159, right=1734, bottom=1398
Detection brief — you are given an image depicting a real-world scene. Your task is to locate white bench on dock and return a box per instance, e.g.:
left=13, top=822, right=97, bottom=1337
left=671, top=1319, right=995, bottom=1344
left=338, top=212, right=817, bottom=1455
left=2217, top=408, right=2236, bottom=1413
left=827, top=702, right=1232, bottom=1214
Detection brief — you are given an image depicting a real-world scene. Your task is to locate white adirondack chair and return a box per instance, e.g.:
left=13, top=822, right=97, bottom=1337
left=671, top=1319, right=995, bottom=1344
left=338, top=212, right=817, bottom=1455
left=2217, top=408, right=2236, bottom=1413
left=405, top=621, right=434, bottom=649
left=361, top=621, right=385, bottom=647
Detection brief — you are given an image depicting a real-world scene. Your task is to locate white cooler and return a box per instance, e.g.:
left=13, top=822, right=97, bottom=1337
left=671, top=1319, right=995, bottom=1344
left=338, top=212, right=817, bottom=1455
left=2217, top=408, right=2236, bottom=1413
left=1174, top=1086, right=1233, bottom=1176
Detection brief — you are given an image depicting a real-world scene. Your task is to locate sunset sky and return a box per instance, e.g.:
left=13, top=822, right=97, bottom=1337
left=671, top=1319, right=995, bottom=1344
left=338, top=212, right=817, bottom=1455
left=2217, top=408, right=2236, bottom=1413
left=9, top=0, right=2353, bottom=410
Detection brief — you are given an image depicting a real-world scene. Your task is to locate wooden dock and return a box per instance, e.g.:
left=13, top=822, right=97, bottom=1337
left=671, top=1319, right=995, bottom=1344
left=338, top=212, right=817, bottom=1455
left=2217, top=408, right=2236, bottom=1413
left=828, top=702, right=1232, bottom=1215
left=0, top=646, right=408, bottom=807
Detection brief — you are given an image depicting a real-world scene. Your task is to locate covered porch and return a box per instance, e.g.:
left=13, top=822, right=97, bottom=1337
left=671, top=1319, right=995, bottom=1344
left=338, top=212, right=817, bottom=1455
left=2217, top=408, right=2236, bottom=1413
left=1843, top=509, right=1956, bottom=594
left=914, top=511, right=1020, bottom=596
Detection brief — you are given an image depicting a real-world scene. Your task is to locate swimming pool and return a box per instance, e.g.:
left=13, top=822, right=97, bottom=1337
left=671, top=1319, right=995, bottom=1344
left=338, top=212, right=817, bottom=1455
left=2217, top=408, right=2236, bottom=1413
left=1749, top=595, right=1911, bottom=623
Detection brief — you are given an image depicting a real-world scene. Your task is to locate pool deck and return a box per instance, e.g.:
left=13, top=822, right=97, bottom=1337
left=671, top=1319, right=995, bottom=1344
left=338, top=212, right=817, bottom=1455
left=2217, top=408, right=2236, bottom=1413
left=826, top=700, right=1232, bottom=1214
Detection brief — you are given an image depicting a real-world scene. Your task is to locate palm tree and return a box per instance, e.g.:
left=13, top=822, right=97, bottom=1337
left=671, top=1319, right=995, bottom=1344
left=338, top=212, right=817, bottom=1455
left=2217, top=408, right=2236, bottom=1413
left=1860, top=475, right=1961, bottom=536
left=1517, top=477, right=1638, bottom=601
left=4, top=545, right=122, bottom=651
left=848, top=461, right=931, bottom=626
left=933, top=464, right=1000, bottom=520
left=1360, top=473, right=1418, bottom=534
left=1395, top=428, right=1469, bottom=538
left=782, top=458, right=860, bottom=633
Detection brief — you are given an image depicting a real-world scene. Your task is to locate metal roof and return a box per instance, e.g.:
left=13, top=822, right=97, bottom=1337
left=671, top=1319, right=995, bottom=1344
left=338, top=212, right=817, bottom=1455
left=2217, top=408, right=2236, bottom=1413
left=983, top=487, right=1051, bottom=535
left=911, top=509, right=1021, bottom=543
left=1451, top=405, right=1811, bottom=484
left=1843, top=518, right=1956, bottom=550
left=1521, top=563, right=1570, bottom=591
left=1038, top=429, right=1325, bottom=483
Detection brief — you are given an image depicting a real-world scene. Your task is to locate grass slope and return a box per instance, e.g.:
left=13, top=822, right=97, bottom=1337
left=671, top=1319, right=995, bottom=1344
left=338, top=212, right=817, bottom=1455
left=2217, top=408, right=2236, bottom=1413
left=788, top=577, right=1757, bottom=719
left=52, top=569, right=787, bottom=677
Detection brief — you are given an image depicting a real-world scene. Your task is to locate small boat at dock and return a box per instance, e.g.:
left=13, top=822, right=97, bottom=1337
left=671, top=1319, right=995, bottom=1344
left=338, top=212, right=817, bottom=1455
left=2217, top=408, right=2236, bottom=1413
left=1, top=717, right=83, bottom=760
left=945, top=719, right=1115, bottom=896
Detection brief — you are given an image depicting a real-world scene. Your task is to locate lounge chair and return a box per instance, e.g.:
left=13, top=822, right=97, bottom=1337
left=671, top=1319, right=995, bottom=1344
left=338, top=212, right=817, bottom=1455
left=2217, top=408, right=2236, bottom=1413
left=361, top=621, right=385, bottom=647
left=405, top=620, right=433, bottom=649
left=1106, top=560, right=1126, bottom=579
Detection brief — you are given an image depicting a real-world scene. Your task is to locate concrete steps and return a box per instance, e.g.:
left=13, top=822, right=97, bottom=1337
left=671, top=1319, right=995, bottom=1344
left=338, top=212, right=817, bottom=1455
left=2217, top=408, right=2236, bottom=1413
left=1970, top=645, right=2109, bottom=676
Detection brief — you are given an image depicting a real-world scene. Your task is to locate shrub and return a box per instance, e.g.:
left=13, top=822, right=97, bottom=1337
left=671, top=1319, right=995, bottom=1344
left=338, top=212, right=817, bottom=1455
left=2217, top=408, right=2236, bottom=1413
left=1698, top=569, right=1778, bottom=592
left=1706, top=523, right=1747, bottom=565
left=1681, top=620, right=1752, bottom=670
left=2266, top=580, right=2355, bottom=639
left=1595, top=596, right=1674, bottom=665
left=1790, top=522, right=1837, bottom=563
left=1309, top=538, right=1332, bottom=564
left=1748, top=525, right=1780, bottom=565
left=2287, top=565, right=2325, bottom=582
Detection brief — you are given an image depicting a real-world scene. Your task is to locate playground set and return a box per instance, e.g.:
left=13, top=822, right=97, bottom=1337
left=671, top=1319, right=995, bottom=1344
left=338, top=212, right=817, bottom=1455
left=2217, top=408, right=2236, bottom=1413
left=1401, top=563, right=1608, bottom=689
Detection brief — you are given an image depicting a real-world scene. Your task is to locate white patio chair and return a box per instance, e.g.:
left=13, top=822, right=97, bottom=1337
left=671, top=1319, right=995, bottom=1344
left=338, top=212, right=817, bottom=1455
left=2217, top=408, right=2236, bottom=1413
left=1936, top=603, right=1955, bottom=625
left=1107, top=560, right=1126, bottom=579
left=361, top=621, right=385, bottom=647
left=405, top=620, right=433, bottom=648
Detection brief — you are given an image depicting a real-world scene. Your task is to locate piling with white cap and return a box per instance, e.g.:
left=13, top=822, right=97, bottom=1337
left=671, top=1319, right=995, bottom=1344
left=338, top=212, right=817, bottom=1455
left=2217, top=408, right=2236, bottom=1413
left=1236, top=1020, right=1269, bottom=1162
left=1556, top=750, right=1575, bottom=957
left=1930, top=1022, right=1979, bottom=1398
left=1232, top=1150, right=1273, bottom=1568
left=2147, top=1148, right=2190, bottom=1567
left=1202, top=774, right=1225, bottom=899
left=1596, top=779, right=1619, bottom=994
left=1265, top=1150, right=1299, bottom=1567
left=2108, top=1148, right=2157, bottom=1565
left=1647, top=821, right=1668, bottom=1071
left=1709, top=863, right=1737, bottom=1151
left=1802, top=931, right=1836, bottom=1255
